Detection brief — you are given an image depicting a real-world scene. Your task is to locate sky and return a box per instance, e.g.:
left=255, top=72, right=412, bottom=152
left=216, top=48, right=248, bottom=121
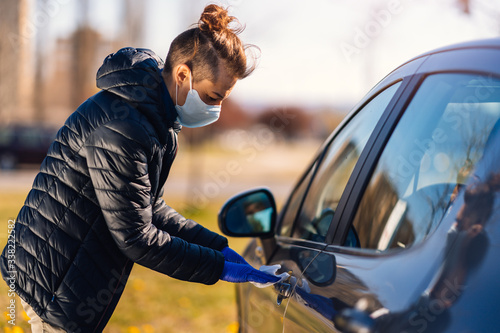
left=40, top=0, right=500, bottom=110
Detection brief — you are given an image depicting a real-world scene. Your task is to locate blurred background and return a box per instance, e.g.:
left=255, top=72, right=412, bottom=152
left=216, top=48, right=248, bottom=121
left=0, top=0, right=499, bottom=332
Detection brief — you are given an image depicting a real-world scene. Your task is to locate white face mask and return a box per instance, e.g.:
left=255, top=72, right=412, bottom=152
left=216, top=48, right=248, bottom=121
left=175, top=74, right=221, bottom=128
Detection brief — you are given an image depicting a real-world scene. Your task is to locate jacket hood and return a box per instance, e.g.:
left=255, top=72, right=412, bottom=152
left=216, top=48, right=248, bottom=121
left=96, top=47, right=180, bottom=132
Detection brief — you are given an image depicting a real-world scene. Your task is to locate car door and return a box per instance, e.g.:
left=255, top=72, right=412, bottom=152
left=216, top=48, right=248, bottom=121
left=237, top=78, right=407, bottom=333
left=282, top=68, right=500, bottom=332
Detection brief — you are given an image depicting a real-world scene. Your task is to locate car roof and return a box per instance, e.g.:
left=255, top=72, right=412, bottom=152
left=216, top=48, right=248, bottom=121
left=321, top=38, right=500, bottom=159
left=393, top=38, right=500, bottom=72
left=420, top=37, right=500, bottom=55
left=369, top=37, right=500, bottom=95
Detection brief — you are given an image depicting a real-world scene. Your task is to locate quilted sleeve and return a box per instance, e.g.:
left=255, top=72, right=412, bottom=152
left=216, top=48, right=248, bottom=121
left=85, top=120, right=225, bottom=284
left=152, top=196, right=228, bottom=251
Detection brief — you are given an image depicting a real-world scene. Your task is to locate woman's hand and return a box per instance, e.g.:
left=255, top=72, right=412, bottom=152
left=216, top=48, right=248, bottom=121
left=220, top=261, right=281, bottom=284
left=221, top=246, right=248, bottom=265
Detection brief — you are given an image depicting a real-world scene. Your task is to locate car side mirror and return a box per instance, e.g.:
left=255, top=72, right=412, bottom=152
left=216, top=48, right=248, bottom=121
left=218, top=188, right=277, bottom=238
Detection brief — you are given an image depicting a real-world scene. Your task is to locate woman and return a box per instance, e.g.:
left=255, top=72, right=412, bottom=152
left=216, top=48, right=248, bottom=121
left=1, top=4, right=278, bottom=332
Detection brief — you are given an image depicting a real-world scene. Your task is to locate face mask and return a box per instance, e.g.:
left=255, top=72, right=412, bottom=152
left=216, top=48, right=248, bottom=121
left=175, top=74, right=221, bottom=128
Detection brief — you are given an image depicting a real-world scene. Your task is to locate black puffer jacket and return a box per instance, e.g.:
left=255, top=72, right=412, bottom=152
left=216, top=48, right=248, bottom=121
left=0, top=48, right=228, bottom=332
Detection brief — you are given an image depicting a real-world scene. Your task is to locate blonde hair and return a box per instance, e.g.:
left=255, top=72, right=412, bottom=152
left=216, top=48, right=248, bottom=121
left=164, top=4, right=258, bottom=82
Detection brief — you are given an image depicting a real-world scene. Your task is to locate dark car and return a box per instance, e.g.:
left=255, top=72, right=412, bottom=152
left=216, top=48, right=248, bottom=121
left=218, top=38, right=500, bottom=333
left=0, top=125, right=56, bottom=169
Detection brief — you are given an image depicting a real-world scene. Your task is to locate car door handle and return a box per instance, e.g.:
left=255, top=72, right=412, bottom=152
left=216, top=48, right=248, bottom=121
left=276, top=271, right=293, bottom=306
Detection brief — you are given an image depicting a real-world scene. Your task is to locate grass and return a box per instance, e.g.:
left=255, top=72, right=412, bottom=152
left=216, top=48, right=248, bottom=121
left=0, top=191, right=249, bottom=333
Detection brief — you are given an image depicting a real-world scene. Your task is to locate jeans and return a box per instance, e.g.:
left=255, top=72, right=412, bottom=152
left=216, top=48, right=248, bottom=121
left=21, top=299, right=67, bottom=333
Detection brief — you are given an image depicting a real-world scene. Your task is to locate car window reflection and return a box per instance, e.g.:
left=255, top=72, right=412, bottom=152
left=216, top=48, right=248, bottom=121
left=286, top=250, right=381, bottom=327
left=350, top=73, right=500, bottom=252
left=293, top=82, right=402, bottom=242
left=375, top=171, right=500, bottom=332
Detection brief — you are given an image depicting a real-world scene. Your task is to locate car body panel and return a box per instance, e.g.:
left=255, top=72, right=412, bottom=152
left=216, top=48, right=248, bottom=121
left=237, top=240, right=326, bottom=333
left=283, top=198, right=457, bottom=331
left=288, top=174, right=500, bottom=332
left=416, top=48, right=500, bottom=76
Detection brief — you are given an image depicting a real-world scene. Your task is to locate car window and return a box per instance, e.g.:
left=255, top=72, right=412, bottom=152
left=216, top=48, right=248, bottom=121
left=349, top=73, right=500, bottom=251
left=291, top=82, right=402, bottom=242
left=279, top=161, right=317, bottom=237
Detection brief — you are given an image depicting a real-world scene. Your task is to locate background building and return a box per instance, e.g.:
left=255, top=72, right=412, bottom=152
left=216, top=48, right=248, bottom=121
left=0, top=0, right=32, bottom=125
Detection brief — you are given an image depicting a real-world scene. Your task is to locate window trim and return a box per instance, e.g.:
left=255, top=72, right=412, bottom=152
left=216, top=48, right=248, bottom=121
left=275, top=78, right=407, bottom=243
left=275, top=236, right=328, bottom=251
left=327, top=74, right=426, bottom=245
left=275, top=104, right=368, bottom=237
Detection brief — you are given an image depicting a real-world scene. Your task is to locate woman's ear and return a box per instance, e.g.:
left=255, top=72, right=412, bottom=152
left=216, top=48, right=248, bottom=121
left=174, top=64, right=191, bottom=86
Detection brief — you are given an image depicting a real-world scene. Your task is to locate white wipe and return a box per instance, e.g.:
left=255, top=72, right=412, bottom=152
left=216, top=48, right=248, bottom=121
left=250, top=264, right=290, bottom=288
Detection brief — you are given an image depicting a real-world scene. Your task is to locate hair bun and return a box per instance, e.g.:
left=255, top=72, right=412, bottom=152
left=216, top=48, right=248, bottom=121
left=199, top=4, right=236, bottom=34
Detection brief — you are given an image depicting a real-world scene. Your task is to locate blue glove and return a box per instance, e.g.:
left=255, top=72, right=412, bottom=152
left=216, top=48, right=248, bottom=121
left=221, top=246, right=248, bottom=265
left=220, top=261, right=281, bottom=284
